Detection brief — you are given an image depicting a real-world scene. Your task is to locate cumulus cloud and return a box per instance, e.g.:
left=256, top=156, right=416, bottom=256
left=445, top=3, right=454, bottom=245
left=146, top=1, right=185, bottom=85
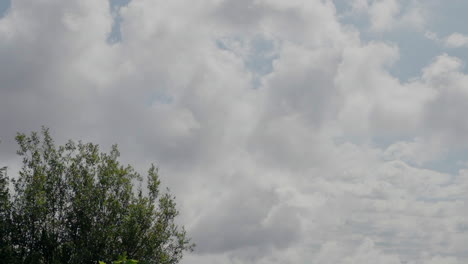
left=0, top=0, right=467, bottom=264
left=425, top=31, right=468, bottom=48
left=369, top=0, right=401, bottom=31
left=445, top=32, right=468, bottom=48
left=345, top=0, right=426, bottom=32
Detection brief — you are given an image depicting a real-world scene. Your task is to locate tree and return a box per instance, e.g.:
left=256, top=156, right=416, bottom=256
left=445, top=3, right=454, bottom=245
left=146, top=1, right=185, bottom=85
left=0, top=128, right=194, bottom=264
left=0, top=161, right=15, bottom=262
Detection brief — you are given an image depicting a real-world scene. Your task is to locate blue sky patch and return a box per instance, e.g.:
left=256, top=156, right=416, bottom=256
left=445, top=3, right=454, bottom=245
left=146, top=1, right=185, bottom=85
left=107, top=0, right=131, bottom=44
left=0, top=0, right=10, bottom=19
left=216, top=35, right=279, bottom=88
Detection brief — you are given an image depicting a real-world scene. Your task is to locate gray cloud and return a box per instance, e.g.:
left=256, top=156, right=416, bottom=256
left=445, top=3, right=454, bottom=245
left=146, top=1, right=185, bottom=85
left=1, top=0, right=467, bottom=264
left=191, top=185, right=301, bottom=253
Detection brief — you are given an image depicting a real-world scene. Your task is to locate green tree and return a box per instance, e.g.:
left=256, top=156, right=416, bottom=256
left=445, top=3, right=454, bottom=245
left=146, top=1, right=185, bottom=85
left=1, top=128, right=194, bottom=264
left=0, top=162, right=15, bottom=262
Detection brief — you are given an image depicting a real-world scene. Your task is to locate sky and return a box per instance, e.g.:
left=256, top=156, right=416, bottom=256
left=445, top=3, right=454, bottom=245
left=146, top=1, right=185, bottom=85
left=0, top=0, right=468, bottom=263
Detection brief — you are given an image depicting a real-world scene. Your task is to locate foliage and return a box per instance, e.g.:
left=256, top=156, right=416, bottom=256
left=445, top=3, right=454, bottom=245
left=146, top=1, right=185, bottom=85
left=0, top=163, right=14, bottom=262
left=0, top=128, right=194, bottom=264
left=100, top=252, right=139, bottom=264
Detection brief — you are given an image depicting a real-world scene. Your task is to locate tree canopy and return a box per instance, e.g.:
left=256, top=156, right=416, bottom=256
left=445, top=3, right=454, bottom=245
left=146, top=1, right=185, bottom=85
left=0, top=128, right=194, bottom=264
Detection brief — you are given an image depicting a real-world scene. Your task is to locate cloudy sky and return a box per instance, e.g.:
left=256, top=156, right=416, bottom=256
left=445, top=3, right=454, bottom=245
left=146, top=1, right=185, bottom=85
left=1, top=0, right=468, bottom=263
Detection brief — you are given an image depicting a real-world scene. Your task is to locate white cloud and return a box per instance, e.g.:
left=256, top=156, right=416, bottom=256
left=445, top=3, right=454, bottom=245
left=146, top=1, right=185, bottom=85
left=343, top=238, right=401, bottom=264
left=424, top=255, right=461, bottom=264
left=350, top=0, right=370, bottom=14
left=425, top=31, right=468, bottom=48
left=346, top=0, right=426, bottom=32
left=383, top=138, right=446, bottom=165
left=369, top=0, right=401, bottom=32
left=0, top=0, right=467, bottom=264
left=445, top=32, right=468, bottom=48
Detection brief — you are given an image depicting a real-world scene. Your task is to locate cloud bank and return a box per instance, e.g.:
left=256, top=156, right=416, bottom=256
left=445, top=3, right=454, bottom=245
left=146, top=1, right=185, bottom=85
left=0, top=0, right=467, bottom=263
